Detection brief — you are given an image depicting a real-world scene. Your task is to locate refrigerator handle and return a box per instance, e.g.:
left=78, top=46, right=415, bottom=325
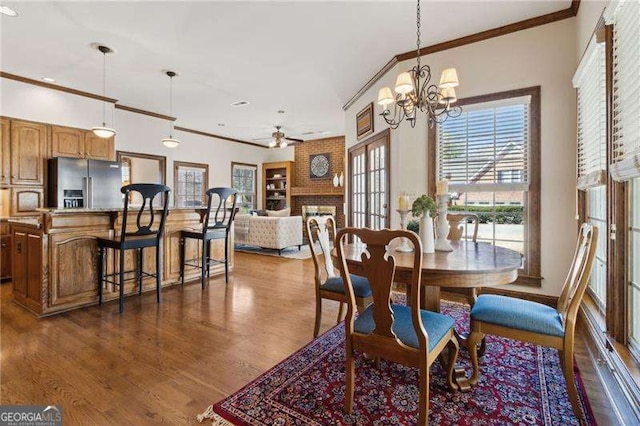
left=83, top=177, right=89, bottom=208
left=89, top=176, right=94, bottom=208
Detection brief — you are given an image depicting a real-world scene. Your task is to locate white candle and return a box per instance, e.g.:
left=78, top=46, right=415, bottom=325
left=399, top=194, right=407, bottom=210
left=436, top=179, right=449, bottom=195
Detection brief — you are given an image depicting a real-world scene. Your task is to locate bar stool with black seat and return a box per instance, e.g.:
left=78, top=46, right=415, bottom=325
left=97, top=183, right=171, bottom=314
left=180, top=187, right=238, bottom=288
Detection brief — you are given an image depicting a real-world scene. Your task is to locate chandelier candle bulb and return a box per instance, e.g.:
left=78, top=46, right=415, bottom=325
left=435, top=194, right=454, bottom=252
left=436, top=179, right=449, bottom=195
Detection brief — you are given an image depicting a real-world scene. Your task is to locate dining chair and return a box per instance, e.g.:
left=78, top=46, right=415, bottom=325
left=306, top=215, right=372, bottom=337
left=443, top=213, right=480, bottom=305
left=336, top=227, right=459, bottom=425
left=180, top=187, right=238, bottom=288
left=466, top=223, right=598, bottom=422
left=97, top=183, right=171, bottom=314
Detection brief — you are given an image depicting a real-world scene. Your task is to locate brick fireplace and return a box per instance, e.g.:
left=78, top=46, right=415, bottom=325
left=291, top=136, right=346, bottom=229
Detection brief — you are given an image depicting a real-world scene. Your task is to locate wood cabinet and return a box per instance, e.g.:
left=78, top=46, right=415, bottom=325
left=51, top=125, right=115, bottom=161
left=10, top=187, right=44, bottom=216
left=12, top=224, right=43, bottom=314
left=0, top=223, right=11, bottom=280
left=10, top=120, right=48, bottom=186
left=84, top=132, right=115, bottom=161
left=262, top=161, right=294, bottom=211
left=0, top=118, right=10, bottom=186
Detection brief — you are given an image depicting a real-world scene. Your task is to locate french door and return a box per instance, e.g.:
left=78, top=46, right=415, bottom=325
left=348, top=129, right=390, bottom=229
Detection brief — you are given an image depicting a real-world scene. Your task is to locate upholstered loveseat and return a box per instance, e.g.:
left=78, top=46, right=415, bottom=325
left=234, top=214, right=303, bottom=253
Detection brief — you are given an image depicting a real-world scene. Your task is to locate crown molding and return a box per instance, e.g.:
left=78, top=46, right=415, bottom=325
left=342, top=0, right=581, bottom=111
left=174, top=126, right=268, bottom=149
left=115, top=104, right=176, bottom=121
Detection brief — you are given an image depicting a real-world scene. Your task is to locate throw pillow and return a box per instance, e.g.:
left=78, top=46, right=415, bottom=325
left=266, top=208, right=291, bottom=217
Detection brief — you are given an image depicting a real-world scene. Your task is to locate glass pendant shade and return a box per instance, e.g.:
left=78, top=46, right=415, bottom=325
left=438, top=87, right=457, bottom=104
left=439, top=68, right=459, bottom=88
left=377, top=87, right=395, bottom=106
left=394, top=72, right=414, bottom=94
left=269, top=140, right=277, bottom=148
left=92, top=126, right=116, bottom=139
left=280, top=140, right=288, bottom=149
left=162, top=137, right=180, bottom=148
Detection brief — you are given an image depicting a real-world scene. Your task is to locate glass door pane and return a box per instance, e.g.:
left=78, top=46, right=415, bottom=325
left=586, top=185, right=607, bottom=312
left=629, top=177, right=640, bottom=356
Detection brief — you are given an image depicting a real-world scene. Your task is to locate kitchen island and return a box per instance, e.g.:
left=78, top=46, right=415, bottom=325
left=11, top=208, right=233, bottom=316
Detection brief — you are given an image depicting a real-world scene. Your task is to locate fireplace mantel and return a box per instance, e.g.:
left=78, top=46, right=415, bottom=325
left=290, top=187, right=344, bottom=196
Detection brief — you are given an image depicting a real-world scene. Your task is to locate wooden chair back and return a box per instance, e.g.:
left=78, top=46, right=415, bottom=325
left=203, top=187, right=238, bottom=231
left=306, top=215, right=338, bottom=287
left=120, top=183, right=171, bottom=241
left=557, top=223, right=598, bottom=333
left=447, top=213, right=479, bottom=242
left=335, top=228, right=428, bottom=353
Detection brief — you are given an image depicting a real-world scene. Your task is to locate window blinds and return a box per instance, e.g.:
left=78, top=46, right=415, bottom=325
left=608, top=0, right=640, bottom=181
left=573, top=37, right=606, bottom=189
left=437, top=96, right=530, bottom=193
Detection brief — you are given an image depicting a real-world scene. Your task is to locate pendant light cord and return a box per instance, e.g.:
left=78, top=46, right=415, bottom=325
left=102, top=51, right=107, bottom=127
left=169, top=74, right=173, bottom=138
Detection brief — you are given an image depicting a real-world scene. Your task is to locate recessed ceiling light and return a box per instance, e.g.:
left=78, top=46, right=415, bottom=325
left=0, top=5, right=18, bottom=17
left=277, top=110, right=285, bottom=114
left=230, top=100, right=250, bottom=107
left=41, top=77, right=56, bottom=83
left=218, top=123, right=225, bottom=127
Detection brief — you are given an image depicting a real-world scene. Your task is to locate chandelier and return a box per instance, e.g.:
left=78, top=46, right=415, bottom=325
left=377, top=0, right=462, bottom=129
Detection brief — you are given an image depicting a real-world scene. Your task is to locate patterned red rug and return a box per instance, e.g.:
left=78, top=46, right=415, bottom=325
left=198, top=301, right=596, bottom=425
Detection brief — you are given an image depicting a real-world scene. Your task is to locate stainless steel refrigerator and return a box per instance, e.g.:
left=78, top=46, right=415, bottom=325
left=48, top=157, right=123, bottom=209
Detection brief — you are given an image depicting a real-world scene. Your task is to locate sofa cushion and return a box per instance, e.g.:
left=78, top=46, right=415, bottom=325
left=266, top=208, right=290, bottom=217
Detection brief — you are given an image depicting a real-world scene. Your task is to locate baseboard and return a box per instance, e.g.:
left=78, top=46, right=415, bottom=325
left=578, top=303, right=640, bottom=424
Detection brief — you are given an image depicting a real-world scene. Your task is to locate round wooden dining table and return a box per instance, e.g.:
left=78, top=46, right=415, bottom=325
left=332, top=240, right=523, bottom=391
left=334, top=240, right=523, bottom=312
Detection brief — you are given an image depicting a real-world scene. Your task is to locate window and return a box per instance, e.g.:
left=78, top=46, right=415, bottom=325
left=231, top=162, right=257, bottom=210
left=630, top=178, right=640, bottom=358
left=430, top=87, right=541, bottom=284
left=174, top=161, right=208, bottom=208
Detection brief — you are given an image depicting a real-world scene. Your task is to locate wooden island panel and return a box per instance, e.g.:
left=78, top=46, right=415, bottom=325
left=11, top=209, right=234, bottom=316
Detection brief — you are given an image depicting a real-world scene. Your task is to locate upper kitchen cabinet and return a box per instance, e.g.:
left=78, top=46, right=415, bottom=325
left=84, top=132, right=115, bottom=161
left=0, top=118, right=9, bottom=186
left=10, top=120, right=48, bottom=186
left=52, top=126, right=115, bottom=161
left=51, top=125, right=85, bottom=158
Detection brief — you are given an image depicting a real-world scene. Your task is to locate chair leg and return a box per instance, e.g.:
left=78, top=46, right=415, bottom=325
left=467, top=327, right=485, bottom=387
left=313, top=297, right=322, bottom=338
left=207, top=239, right=212, bottom=280
left=180, top=235, right=186, bottom=286
left=560, top=347, right=584, bottom=422
left=336, top=302, right=345, bottom=324
left=201, top=239, right=207, bottom=289
left=98, top=247, right=104, bottom=305
left=138, top=247, right=144, bottom=295
left=418, top=357, right=429, bottom=426
left=156, top=241, right=161, bottom=304
left=344, top=337, right=355, bottom=415
left=118, top=249, right=125, bottom=314
left=224, top=234, right=230, bottom=283
left=445, top=335, right=460, bottom=391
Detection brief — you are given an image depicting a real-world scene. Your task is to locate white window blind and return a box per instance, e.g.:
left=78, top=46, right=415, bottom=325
left=608, top=0, right=640, bottom=181
left=573, top=37, right=606, bottom=189
left=437, top=96, right=530, bottom=193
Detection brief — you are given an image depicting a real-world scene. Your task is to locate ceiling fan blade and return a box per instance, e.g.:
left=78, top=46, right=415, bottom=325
left=251, top=137, right=275, bottom=141
left=284, top=137, right=304, bottom=143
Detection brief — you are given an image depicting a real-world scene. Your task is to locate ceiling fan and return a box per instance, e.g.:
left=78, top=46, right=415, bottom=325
left=253, top=126, right=303, bottom=148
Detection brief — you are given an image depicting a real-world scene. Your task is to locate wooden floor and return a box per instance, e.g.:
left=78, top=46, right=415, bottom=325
left=0, top=252, right=618, bottom=424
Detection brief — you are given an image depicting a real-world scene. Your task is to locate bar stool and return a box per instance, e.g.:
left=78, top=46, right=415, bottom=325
left=97, top=183, right=171, bottom=314
left=180, top=187, right=238, bottom=288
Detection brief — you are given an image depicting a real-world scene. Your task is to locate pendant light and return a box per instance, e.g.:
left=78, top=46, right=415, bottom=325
left=161, top=71, right=180, bottom=148
left=91, top=45, right=117, bottom=139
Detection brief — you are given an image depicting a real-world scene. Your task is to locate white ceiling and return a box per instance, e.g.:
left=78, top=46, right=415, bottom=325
left=0, top=1, right=571, bottom=145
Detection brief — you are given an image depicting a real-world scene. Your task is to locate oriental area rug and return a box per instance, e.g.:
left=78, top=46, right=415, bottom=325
left=197, top=301, right=595, bottom=425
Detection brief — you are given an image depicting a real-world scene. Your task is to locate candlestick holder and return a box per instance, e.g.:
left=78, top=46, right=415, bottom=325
left=395, top=209, right=414, bottom=253
left=435, top=194, right=453, bottom=252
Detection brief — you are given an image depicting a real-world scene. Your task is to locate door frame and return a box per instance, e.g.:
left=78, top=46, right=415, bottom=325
left=348, top=128, right=391, bottom=229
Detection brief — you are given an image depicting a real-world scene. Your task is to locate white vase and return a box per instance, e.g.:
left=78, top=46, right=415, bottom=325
left=333, top=174, right=339, bottom=187
left=419, top=212, right=435, bottom=254
left=339, top=172, right=344, bottom=187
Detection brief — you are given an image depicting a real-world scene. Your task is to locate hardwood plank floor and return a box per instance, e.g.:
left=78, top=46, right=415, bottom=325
left=0, top=252, right=618, bottom=424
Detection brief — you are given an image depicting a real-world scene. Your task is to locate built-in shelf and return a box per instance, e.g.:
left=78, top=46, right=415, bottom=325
left=266, top=177, right=287, bottom=181
left=290, top=187, right=345, bottom=197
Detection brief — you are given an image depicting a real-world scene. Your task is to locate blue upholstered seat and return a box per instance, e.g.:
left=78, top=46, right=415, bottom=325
left=354, top=303, right=455, bottom=352
left=470, top=295, right=565, bottom=338
left=321, top=275, right=372, bottom=298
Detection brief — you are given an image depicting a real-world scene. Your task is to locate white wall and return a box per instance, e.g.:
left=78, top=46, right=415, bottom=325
left=0, top=78, right=272, bottom=208
left=345, top=19, right=578, bottom=297
left=576, top=1, right=609, bottom=59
